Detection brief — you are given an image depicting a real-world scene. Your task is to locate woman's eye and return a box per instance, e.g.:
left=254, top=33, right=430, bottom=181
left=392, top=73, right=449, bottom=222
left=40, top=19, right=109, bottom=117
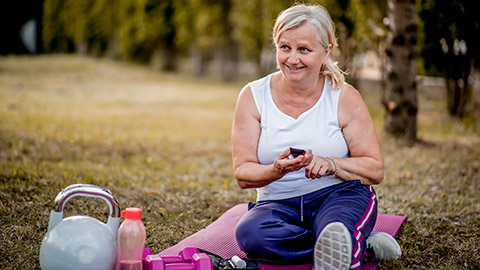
left=299, top=47, right=310, bottom=53
left=280, top=45, right=290, bottom=50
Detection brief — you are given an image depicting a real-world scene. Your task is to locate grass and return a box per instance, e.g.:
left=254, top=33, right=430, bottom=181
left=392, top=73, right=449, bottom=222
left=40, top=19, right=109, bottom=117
left=0, top=55, right=479, bottom=269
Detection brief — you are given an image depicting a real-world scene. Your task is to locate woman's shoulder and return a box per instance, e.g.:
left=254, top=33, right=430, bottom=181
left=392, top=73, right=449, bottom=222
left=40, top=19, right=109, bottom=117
left=339, top=83, right=362, bottom=103
left=235, top=83, right=261, bottom=121
left=338, top=83, right=369, bottom=127
left=243, top=72, right=277, bottom=105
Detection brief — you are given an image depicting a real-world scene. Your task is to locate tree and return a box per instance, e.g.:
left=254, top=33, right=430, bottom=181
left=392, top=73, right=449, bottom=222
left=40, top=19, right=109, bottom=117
left=61, top=0, right=94, bottom=55
left=87, top=0, right=117, bottom=57
left=43, top=0, right=74, bottom=52
left=143, top=0, right=177, bottom=71
left=232, top=0, right=293, bottom=76
left=113, top=0, right=178, bottom=70
left=383, top=0, right=418, bottom=140
left=43, top=0, right=118, bottom=56
left=174, top=0, right=238, bottom=80
left=420, top=0, right=480, bottom=118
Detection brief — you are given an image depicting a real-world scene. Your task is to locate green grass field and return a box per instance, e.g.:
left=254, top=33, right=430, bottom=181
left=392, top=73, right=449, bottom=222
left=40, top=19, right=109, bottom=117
left=1, top=55, right=479, bottom=269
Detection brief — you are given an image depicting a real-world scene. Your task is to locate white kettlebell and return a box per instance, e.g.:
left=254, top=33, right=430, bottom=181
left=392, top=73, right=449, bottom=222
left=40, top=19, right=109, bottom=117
left=39, top=184, right=121, bottom=270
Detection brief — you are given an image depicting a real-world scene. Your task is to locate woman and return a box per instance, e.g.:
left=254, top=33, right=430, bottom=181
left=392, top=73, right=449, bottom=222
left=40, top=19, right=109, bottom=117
left=231, top=4, right=401, bottom=269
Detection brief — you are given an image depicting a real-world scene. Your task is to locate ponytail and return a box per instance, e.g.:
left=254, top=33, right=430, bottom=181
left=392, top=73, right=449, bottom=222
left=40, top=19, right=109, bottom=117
left=321, top=58, right=346, bottom=90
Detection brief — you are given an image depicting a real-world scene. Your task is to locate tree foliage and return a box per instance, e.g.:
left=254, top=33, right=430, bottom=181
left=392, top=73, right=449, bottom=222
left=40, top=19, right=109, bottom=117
left=115, top=0, right=176, bottom=65
left=173, top=0, right=238, bottom=79
left=42, top=0, right=387, bottom=80
left=43, top=0, right=115, bottom=55
left=420, top=0, right=480, bottom=117
left=41, top=0, right=478, bottom=119
left=231, top=0, right=293, bottom=74
left=43, top=0, right=73, bottom=52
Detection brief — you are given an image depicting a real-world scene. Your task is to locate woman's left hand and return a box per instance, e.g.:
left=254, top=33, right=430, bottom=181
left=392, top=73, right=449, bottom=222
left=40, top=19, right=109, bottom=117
left=304, top=155, right=334, bottom=179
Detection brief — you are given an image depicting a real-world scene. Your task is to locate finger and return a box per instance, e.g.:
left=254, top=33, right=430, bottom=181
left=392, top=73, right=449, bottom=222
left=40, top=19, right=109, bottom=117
left=274, top=158, right=294, bottom=175
left=277, top=156, right=304, bottom=174
left=303, top=149, right=313, bottom=160
left=319, top=166, right=329, bottom=177
left=305, top=162, right=318, bottom=179
left=299, top=150, right=314, bottom=167
left=314, top=163, right=325, bottom=178
left=279, top=148, right=292, bottom=159
left=304, top=164, right=312, bottom=178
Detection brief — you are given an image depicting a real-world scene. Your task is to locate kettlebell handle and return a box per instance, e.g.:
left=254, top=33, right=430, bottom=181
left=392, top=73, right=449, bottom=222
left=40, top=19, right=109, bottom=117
left=53, top=183, right=121, bottom=218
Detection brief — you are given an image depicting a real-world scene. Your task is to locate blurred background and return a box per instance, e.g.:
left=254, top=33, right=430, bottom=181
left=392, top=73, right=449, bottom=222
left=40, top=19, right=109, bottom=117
left=1, top=2, right=479, bottom=268
left=1, top=0, right=479, bottom=138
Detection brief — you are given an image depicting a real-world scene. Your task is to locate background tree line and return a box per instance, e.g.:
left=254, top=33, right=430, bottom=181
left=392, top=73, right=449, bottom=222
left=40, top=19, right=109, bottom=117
left=41, top=0, right=388, bottom=81
left=2, top=0, right=478, bottom=139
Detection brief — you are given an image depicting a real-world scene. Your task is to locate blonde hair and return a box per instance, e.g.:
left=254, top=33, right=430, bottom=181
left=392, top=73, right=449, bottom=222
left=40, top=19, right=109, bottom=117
left=273, top=4, right=345, bottom=89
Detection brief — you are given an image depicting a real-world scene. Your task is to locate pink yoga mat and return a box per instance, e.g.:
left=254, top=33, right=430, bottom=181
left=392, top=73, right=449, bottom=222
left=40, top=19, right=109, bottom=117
left=158, top=204, right=405, bottom=270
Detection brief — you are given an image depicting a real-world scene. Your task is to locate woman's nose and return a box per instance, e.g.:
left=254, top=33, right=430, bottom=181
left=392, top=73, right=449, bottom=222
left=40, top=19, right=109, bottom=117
left=287, top=51, right=300, bottom=64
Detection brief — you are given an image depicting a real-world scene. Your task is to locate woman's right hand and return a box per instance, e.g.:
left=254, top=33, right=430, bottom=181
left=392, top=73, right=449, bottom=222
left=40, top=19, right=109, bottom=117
left=273, top=148, right=314, bottom=176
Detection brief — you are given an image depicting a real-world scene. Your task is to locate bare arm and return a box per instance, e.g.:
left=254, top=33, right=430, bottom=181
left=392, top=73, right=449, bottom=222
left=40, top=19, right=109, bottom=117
left=231, top=85, right=312, bottom=189
left=335, top=84, right=384, bottom=185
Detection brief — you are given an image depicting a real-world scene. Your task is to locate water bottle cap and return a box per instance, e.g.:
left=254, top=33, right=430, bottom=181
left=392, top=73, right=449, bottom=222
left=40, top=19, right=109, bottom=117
left=121, top=207, right=142, bottom=219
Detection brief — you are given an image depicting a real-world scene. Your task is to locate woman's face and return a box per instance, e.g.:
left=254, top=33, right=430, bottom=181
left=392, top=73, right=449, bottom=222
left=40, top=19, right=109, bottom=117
left=276, top=21, right=331, bottom=86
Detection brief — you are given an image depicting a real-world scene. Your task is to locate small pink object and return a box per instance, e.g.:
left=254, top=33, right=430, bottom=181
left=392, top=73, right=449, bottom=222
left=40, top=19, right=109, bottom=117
left=143, top=247, right=212, bottom=270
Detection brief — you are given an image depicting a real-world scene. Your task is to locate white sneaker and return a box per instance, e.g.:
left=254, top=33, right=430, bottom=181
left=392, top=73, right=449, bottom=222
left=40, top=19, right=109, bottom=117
left=365, top=232, right=402, bottom=261
left=314, top=222, right=352, bottom=270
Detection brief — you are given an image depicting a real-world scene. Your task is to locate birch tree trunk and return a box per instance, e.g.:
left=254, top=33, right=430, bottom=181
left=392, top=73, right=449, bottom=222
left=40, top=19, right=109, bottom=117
left=383, top=0, right=418, bottom=140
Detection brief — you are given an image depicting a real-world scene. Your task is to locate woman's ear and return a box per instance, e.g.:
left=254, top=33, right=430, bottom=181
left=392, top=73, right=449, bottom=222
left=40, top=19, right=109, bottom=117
left=324, top=43, right=333, bottom=58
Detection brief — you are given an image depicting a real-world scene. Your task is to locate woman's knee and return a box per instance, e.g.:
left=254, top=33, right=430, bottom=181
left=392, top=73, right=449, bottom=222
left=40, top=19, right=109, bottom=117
left=235, top=210, right=265, bottom=249
left=235, top=206, right=294, bottom=251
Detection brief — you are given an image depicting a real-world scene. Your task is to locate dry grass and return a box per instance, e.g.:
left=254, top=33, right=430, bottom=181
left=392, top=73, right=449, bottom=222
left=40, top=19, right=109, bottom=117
left=0, top=55, right=479, bottom=269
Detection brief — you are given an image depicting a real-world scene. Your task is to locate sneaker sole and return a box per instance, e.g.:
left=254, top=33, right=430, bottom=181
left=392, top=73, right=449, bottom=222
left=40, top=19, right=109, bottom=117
left=314, top=222, right=352, bottom=270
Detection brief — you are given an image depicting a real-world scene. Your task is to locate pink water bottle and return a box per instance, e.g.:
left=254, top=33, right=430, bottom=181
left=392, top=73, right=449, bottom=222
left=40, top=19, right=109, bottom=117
left=116, top=207, right=146, bottom=270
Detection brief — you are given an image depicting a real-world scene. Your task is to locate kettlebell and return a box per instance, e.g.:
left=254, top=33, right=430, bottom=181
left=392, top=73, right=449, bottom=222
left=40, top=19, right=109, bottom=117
left=39, top=184, right=121, bottom=270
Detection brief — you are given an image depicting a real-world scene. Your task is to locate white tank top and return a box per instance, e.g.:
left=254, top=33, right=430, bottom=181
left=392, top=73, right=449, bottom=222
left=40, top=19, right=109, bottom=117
left=249, top=72, right=349, bottom=201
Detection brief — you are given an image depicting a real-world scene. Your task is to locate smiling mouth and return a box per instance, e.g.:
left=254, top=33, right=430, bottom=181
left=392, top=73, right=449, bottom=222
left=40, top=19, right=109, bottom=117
left=285, top=64, right=305, bottom=71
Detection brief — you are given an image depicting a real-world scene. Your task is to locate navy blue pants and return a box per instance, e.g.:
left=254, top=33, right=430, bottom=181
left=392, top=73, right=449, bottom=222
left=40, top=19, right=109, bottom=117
left=235, top=180, right=377, bottom=268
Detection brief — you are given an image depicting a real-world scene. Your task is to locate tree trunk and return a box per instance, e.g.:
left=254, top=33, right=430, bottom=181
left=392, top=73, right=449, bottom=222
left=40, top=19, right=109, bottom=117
left=191, top=45, right=210, bottom=78
left=338, top=23, right=359, bottom=87
left=445, top=51, right=473, bottom=118
left=76, top=39, right=88, bottom=56
left=260, top=46, right=276, bottom=76
left=219, top=37, right=238, bottom=82
left=383, top=0, right=418, bottom=140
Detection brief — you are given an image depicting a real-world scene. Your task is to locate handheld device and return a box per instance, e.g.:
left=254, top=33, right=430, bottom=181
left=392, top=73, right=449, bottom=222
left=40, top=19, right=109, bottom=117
left=290, top=147, right=305, bottom=158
